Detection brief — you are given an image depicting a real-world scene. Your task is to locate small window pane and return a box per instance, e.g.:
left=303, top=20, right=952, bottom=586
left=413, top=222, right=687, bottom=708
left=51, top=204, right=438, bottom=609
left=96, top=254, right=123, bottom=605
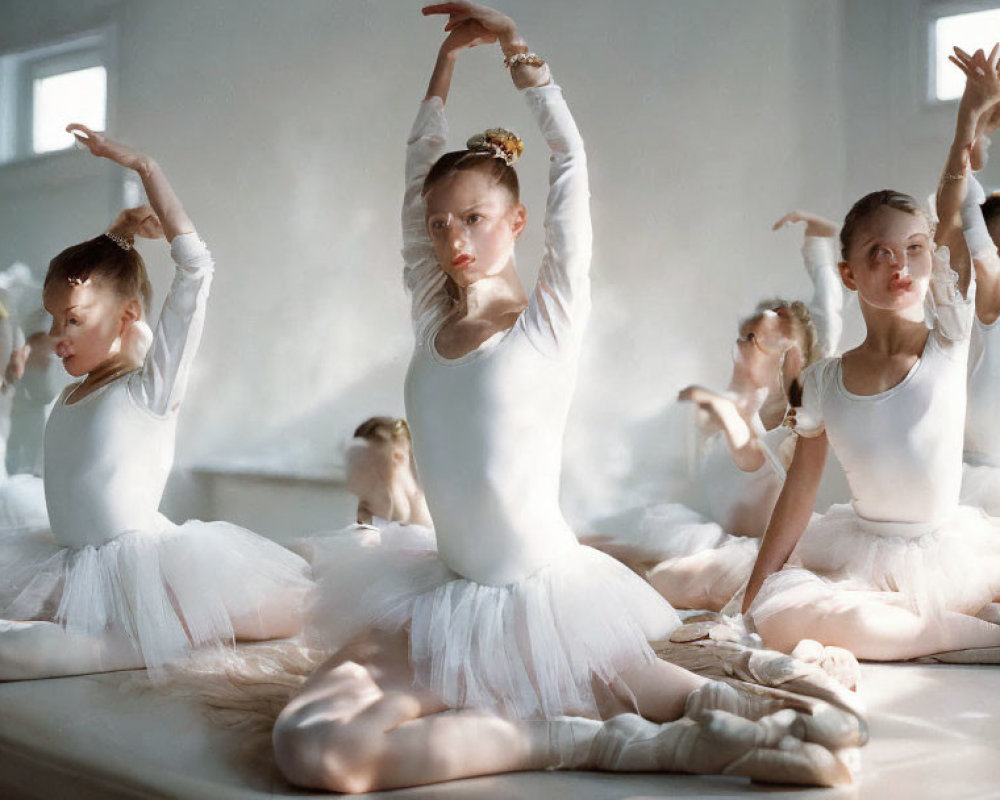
left=934, top=9, right=1000, bottom=101
left=32, top=65, right=106, bottom=154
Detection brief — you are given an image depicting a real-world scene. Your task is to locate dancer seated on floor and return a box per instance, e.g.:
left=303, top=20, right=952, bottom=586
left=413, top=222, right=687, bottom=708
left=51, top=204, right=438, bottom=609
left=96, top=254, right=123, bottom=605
left=5, top=306, right=66, bottom=479
left=346, top=416, right=431, bottom=527
left=272, top=3, right=860, bottom=793
left=589, top=212, right=843, bottom=611
left=0, top=129, right=311, bottom=681
left=956, top=102, right=1000, bottom=518
left=742, top=45, right=1000, bottom=661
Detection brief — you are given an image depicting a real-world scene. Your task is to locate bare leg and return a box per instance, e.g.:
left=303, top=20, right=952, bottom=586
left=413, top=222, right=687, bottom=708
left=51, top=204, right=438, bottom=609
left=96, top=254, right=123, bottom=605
left=0, top=619, right=144, bottom=680
left=756, top=595, right=1000, bottom=660
left=273, top=629, right=549, bottom=792
left=230, top=586, right=307, bottom=641
left=648, top=544, right=756, bottom=611
left=274, top=629, right=852, bottom=792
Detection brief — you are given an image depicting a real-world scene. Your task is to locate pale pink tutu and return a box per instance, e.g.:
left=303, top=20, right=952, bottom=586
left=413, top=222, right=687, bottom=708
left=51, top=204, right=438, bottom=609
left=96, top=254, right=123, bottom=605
left=751, top=503, right=1000, bottom=625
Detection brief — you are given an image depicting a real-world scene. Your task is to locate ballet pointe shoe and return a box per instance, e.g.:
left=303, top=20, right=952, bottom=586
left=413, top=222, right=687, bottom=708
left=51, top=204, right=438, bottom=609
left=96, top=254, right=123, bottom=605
left=587, top=710, right=851, bottom=786
left=683, top=679, right=865, bottom=750
left=791, top=638, right=861, bottom=690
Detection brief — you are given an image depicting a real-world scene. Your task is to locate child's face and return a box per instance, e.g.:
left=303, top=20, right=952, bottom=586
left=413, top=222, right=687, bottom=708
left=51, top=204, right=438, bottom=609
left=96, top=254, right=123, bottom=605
left=43, top=279, right=137, bottom=377
left=424, top=170, right=525, bottom=289
left=733, top=310, right=789, bottom=387
left=840, top=206, right=933, bottom=312
left=345, top=438, right=406, bottom=502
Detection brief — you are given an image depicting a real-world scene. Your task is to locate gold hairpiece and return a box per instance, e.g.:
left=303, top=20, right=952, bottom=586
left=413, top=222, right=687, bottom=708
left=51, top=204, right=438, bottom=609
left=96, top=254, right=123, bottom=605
left=466, top=128, right=524, bottom=167
left=104, top=231, right=133, bottom=251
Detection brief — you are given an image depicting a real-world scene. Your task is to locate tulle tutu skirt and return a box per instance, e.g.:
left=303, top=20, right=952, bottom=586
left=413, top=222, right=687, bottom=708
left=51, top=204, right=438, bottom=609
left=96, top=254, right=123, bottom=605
left=307, top=523, right=681, bottom=719
left=0, top=513, right=311, bottom=672
left=0, top=474, right=48, bottom=531
left=751, top=503, right=1000, bottom=624
left=960, top=462, right=1000, bottom=517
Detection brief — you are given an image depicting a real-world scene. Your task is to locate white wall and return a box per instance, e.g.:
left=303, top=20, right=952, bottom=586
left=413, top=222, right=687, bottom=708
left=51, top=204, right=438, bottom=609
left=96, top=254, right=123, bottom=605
left=0, top=0, right=853, bottom=525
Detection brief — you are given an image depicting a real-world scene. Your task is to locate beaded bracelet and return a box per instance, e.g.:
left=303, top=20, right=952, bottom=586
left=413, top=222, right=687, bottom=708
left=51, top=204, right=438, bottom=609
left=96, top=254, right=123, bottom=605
left=504, top=52, right=545, bottom=69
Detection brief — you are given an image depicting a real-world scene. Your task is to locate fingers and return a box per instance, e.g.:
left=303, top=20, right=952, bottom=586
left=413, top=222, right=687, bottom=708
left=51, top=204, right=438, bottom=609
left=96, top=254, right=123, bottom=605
left=65, top=122, right=96, bottom=138
left=772, top=212, right=801, bottom=230
left=989, top=42, right=999, bottom=71
left=422, top=3, right=467, bottom=16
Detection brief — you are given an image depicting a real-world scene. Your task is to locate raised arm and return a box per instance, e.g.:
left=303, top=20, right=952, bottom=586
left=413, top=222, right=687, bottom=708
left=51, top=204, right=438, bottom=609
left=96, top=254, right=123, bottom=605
left=67, top=125, right=193, bottom=242
left=69, top=129, right=212, bottom=416
left=425, top=4, right=591, bottom=354
left=773, top=211, right=843, bottom=357
left=937, top=45, right=1000, bottom=296
left=403, top=13, right=496, bottom=341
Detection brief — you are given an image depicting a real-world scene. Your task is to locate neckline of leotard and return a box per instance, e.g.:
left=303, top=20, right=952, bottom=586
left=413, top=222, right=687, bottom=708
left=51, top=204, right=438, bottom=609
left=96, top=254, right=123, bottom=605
left=427, top=312, right=521, bottom=366
left=834, top=343, right=929, bottom=401
left=974, top=313, right=1000, bottom=332
left=62, top=369, right=139, bottom=407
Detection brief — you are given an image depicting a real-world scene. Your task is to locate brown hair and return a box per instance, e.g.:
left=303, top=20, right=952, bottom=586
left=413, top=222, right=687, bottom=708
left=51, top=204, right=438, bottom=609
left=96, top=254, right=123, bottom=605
left=839, top=190, right=925, bottom=261
left=422, top=150, right=520, bottom=203
left=982, top=192, right=1000, bottom=228
left=353, top=416, right=412, bottom=445
left=44, top=235, right=153, bottom=316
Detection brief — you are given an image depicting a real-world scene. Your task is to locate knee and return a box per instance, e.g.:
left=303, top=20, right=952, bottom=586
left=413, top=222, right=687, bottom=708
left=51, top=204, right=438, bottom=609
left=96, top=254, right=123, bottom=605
left=649, top=558, right=720, bottom=610
left=273, top=706, right=377, bottom=793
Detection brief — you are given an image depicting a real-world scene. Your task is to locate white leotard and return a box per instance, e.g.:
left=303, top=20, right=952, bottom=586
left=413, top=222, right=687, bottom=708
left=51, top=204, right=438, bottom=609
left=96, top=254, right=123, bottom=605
left=404, top=86, right=592, bottom=587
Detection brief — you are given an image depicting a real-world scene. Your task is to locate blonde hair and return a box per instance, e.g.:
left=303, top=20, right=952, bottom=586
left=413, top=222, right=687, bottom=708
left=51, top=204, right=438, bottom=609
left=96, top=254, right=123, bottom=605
left=752, top=298, right=820, bottom=367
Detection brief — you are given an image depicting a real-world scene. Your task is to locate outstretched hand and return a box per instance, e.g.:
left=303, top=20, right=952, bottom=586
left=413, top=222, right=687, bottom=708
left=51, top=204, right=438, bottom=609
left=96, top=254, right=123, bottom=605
left=951, top=45, right=1000, bottom=119
left=423, top=2, right=520, bottom=51
left=67, top=124, right=147, bottom=171
left=441, top=19, right=497, bottom=54
left=772, top=210, right=838, bottom=238
left=108, top=204, right=165, bottom=241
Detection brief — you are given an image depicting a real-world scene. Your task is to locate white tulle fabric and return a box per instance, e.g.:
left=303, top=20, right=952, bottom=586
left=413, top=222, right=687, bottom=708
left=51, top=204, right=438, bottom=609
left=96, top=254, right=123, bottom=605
left=752, top=249, right=1000, bottom=623
left=310, top=523, right=676, bottom=719
left=0, top=234, right=310, bottom=672
left=1, top=515, right=309, bottom=669
left=751, top=503, right=1000, bottom=623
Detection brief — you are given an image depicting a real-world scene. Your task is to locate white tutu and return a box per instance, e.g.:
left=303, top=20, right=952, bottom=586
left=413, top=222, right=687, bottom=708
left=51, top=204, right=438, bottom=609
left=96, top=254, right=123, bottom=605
left=0, top=474, right=48, bottom=531
left=0, top=514, right=311, bottom=672
left=308, top=523, right=680, bottom=719
left=751, top=503, right=1000, bottom=624
left=960, top=462, right=1000, bottom=517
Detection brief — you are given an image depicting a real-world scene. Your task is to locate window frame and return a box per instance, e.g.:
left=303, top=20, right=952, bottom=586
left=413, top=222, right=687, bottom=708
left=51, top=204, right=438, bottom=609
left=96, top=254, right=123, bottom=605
left=0, top=27, right=115, bottom=165
left=924, top=1, right=1000, bottom=105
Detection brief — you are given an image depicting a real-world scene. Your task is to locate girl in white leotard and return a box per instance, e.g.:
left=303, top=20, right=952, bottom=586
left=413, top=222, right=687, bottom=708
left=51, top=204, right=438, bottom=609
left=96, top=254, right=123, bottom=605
left=954, top=114, right=1000, bottom=517
left=743, top=46, right=1000, bottom=660
left=0, top=130, right=311, bottom=680
left=594, top=212, right=843, bottom=611
left=273, top=3, right=857, bottom=792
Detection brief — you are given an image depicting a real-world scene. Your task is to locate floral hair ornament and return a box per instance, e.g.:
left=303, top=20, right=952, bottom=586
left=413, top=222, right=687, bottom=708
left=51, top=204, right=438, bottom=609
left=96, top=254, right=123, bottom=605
left=466, top=128, right=524, bottom=167
left=103, top=231, right=133, bottom=251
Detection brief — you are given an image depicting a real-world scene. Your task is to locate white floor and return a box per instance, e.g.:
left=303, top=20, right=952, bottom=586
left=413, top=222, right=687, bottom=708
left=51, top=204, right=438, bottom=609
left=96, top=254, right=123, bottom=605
left=1, top=661, right=999, bottom=799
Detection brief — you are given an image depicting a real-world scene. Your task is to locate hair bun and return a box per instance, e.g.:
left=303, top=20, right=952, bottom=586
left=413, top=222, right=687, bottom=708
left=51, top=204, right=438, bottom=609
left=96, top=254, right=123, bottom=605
left=466, top=128, right=524, bottom=166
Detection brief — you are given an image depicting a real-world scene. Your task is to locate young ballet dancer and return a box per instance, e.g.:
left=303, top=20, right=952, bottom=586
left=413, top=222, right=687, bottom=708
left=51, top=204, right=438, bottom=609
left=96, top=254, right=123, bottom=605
left=346, top=416, right=431, bottom=527
left=272, top=3, right=859, bottom=792
left=0, top=128, right=311, bottom=681
left=591, top=214, right=843, bottom=611
left=5, top=307, right=65, bottom=478
left=742, top=45, right=1000, bottom=660
left=956, top=106, right=1000, bottom=517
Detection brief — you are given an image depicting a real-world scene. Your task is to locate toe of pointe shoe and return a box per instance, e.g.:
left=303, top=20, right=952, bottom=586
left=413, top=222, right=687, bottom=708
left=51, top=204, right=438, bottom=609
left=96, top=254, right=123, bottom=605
left=800, top=703, right=869, bottom=749
left=725, top=740, right=854, bottom=787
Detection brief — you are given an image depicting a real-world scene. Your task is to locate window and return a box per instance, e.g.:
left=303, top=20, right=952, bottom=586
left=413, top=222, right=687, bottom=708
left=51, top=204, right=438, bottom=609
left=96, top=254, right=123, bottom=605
left=0, top=30, right=111, bottom=163
left=931, top=7, right=1000, bottom=101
